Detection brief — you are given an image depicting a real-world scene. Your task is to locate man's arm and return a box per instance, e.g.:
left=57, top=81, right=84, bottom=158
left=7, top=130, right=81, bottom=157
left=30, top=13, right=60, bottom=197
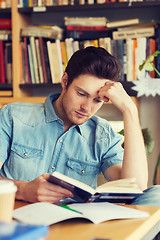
left=0, top=173, right=73, bottom=203
left=99, top=81, right=148, bottom=190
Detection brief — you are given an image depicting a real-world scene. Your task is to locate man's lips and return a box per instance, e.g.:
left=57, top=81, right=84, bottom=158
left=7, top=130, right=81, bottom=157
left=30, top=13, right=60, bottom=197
left=75, top=111, right=88, bottom=118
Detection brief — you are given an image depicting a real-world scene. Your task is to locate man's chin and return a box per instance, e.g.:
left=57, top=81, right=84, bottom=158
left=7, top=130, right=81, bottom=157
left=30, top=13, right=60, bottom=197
left=74, top=118, right=89, bottom=125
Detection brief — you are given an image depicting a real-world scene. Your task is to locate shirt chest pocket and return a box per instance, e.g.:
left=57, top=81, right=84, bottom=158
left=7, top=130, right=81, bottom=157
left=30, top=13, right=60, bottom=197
left=7, top=143, right=43, bottom=181
left=65, top=158, right=100, bottom=188
left=11, top=143, right=43, bottom=159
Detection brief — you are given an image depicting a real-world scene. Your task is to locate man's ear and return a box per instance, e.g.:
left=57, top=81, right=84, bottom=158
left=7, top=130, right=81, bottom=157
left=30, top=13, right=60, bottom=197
left=61, top=72, right=68, bottom=90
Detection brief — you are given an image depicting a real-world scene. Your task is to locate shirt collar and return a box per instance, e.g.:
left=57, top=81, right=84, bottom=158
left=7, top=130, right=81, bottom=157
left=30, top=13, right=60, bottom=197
left=44, top=93, right=60, bottom=123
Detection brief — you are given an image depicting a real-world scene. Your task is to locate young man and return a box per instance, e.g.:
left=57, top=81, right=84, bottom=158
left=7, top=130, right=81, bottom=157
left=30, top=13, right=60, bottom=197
left=0, top=47, right=159, bottom=205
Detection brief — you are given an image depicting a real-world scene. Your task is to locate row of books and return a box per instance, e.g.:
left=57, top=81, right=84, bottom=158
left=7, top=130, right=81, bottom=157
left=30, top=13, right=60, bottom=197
left=0, top=0, right=11, bottom=8
left=0, top=40, right=12, bottom=84
left=19, top=33, right=157, bottom=85
left=0, top=30, right=11, bottom=40
left=17, top=0, right=151, bottom=8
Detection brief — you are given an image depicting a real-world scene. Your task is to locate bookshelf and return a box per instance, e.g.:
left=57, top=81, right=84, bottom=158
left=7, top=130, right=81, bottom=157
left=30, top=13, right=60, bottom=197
left=1, top=1, right=160, bottom=106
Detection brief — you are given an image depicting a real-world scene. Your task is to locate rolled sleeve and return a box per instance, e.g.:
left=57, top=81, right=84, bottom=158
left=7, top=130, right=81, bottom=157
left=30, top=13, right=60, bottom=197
left=101, top=130, right=124, bottom=175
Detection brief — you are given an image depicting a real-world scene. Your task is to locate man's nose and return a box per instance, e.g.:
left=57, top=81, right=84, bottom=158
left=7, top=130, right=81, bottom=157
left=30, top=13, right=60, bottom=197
left=81, top=99, right=91, bottom=111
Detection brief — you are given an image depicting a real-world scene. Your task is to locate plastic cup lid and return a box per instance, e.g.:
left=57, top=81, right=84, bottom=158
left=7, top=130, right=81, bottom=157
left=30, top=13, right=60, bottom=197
left=0, top=180, right=17, bottom=194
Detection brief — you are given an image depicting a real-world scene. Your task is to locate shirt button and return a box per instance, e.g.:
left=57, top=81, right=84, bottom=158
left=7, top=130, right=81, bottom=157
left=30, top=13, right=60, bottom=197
left=81, top=170, right=85, bottom=174
left=59, top=139, right=63, bottom=143
left=51, top=166, right=55, bottom=169
left=24, top=153, right=27, bottom=156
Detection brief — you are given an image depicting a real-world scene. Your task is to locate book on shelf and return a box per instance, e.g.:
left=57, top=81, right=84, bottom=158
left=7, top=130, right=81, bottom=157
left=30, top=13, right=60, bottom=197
left=65, top=29, right=111, bottom=40
left=46, top=40, right=56, bottom=84
left=66, top=25, right=107, bottom=31
left=148, top=37, right=156, bottom=78
left=0, top=18, right=11, bottom=30
left=13, top=201, right=149, bottom=226
left=42, top=37, right=52, bottom=84
left=0, top=40, right=6, bottom=84
left=117, top=21, right=158, bottom=32
left=48, top=171, right=143, bottom=204
left=136, top=37, right=147, bottom=80
left=116, top=39, right=127, bottom=81
left=29, top=36, right=40, bottom=84
left=21, top=26, right=64, bottom=40
left=64, top=17, right=108, bottom=27
left=65, top=38, right=74, bottom=61
left=0, top=30, right=11, bottom=41
left=106, top=18, right=140, bottom=29
left=0, top=221, right=49, bottom=239
left=35, top=38, right=44, bottom=84
left=99, top=37, right=111, bottom=54
left=156, top=28, right=160, bottom=78
left=0, top=0, right=11, bottom=8
left=112, top=27, right=155, bottom=40
left=47, top=41, right=62, bottom=84
left=126, top=38, right=133, bottom=82
left=4, top=42, right=12, bottom=84
left=23, top=37, right=32, bottom=84
left=20, top=41, right=27, bottom=84
left=38, top=37, right=50, bottom=84
left=60, top=40, right=68, bottom=70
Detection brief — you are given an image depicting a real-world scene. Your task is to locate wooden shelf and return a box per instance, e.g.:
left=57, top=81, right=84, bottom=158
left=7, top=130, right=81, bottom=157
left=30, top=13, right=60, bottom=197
left=0, top=84, right=12, bottom=90
left=0, top=8, right=11, bottom=14
left=19, top=83, right=61, bottom=89
left=18, top=2, right=160, bottom=13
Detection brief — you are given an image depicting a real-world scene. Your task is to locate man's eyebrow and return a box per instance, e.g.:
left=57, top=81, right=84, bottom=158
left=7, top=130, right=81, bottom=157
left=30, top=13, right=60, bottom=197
left=76, top=87, right=89, bottom=96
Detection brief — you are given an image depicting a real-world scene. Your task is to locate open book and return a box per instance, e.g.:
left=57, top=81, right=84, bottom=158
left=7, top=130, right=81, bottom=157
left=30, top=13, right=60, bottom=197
left=48, top=171, right=143, bottom=204
left=13, top=202, right=149, bottom=225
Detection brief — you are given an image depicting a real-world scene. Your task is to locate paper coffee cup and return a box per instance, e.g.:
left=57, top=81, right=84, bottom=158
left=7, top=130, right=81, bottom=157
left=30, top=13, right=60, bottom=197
left=0, top=180, right=17, bottom=222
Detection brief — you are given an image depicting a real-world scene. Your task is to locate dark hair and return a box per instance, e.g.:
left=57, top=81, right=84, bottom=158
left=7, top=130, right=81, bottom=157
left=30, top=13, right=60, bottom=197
left=65, top=46, right=122, bottom=88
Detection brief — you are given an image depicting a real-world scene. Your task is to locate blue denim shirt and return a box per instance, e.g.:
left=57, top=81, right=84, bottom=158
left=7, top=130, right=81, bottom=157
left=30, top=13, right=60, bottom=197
left=0, top=94, right=123, bottom=189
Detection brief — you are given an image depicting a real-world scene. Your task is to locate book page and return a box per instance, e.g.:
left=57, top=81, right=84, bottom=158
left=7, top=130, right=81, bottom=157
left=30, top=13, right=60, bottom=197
left=68, top=202, right=149, bottom=224
left=13, top=202, right=82, bottom=225
left=97, top=178, right=142, bottom=193
left=13, top=202, right=149, bottom=225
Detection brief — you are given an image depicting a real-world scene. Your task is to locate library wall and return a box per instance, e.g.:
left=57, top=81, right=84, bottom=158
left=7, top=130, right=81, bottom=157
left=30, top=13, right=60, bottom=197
left=140, top=96, right=160, bottom=187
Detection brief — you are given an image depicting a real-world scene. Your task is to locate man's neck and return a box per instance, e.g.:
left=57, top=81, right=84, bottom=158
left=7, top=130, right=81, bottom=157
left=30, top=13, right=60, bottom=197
left=52, top=98, right=73, bottom=132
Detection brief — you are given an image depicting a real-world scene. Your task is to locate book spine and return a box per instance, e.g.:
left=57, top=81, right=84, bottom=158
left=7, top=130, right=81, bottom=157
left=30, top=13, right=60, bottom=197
left=19, top=42, right=26, bottom=83
left=0, top=19, right=11, bottom=29
left=126, top=38, right=133, bottom=82
left=0, top=40, right=6, bottom=83
left=113, top=27, right=155, bottom=40
left=156, top=29, right=160, bottom=78
left=136, top=37, right=147, bottom=80
left=4, top=42, right=12, bottom=84
left=66, top=25, right=107, bottom=31
left=30, top=36, right=40, bottom=83
left=148, top=37, right=156, bottom=78
left=38, top=37, right=49, bottom=84
left=28, top=43, right=35, bottom=84
left=65, top=30, right=111, bottom=40
left=132, top=38, right=137, bottom=81
left=46, top=40, right=56, bottom=84
left=23, top=37, right=32, bottom=83
left=35, top=38, right=44, bottom=84
left=56, top=39, right=63, bottom=78
left=50, top=41, right=62, bottom=83
left=43, top=38, right=52, bottom=84
left=117, top=39, right=125, bottom=81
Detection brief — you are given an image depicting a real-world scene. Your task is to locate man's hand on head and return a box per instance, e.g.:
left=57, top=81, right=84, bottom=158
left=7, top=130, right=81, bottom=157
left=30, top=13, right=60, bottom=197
left=98, top=80, right=135, bottom=113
